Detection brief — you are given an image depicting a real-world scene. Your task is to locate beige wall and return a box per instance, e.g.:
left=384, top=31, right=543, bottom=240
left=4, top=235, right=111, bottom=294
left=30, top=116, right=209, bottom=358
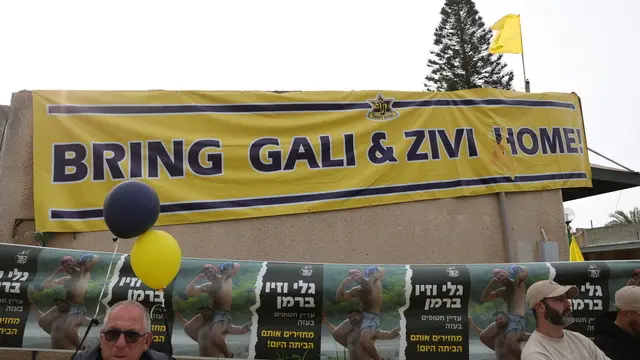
left=0, top=90, right=571, bottom=360
left=0, top=90, right=570, bottom=266
left=586, top=248, right=640, bottom=261
left=577, top=222, right=640, bottom=246
left=0, top=105, right=9, bottom=145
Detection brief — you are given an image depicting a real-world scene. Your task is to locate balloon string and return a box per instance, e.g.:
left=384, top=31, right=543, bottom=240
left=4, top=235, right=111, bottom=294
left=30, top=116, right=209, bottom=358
left=160, top=289, right=173, bottom=356
left=94, top=238, right=120, bottom=319
left=71, top=237, right=120, bottom=360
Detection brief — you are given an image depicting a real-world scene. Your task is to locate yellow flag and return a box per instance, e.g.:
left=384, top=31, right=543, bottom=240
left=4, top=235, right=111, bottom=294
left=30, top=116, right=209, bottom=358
left=569, top=236, right=585, bottom=262
left=489, top=14, right=523, bottom=54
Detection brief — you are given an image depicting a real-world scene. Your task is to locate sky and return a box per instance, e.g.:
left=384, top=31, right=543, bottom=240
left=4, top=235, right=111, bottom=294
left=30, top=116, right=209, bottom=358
left=1, top=0, right=638, bottom=230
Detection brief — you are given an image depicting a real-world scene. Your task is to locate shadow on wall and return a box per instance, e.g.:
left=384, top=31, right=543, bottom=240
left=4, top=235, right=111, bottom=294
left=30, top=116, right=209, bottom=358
left=0, top=105, right=9, bottom=155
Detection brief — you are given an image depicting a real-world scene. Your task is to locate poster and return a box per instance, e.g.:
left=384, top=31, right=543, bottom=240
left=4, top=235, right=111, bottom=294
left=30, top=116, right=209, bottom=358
left=404, top=265, right=470, bottom=359
left=0, top=243, right=637, bottom=360
left=33, top=89, right=592, bottom=233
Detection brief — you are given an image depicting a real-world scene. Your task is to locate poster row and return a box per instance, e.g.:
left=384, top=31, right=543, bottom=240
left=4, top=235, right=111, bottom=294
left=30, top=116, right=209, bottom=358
left=0, top=243, right=636, bottom=360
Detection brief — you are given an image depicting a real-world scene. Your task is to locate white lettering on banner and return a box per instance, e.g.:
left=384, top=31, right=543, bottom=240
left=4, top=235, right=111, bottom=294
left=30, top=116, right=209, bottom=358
left=415, top=281, right=463, bottom=311
left=0, top=269, right=29, bottom=295
left=264, top=280, right=316, bottom=310
left=112, top=276, right=165, bottom=303
left=573, top=282, right=604, bottom=311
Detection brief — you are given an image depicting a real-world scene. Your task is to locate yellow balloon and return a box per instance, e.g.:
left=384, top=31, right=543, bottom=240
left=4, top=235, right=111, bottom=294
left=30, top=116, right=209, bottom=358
left=130, top=230, right=182, bottom=290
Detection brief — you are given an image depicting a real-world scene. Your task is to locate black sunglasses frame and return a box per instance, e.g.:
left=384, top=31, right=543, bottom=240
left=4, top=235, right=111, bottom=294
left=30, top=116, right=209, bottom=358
left=101, top=329, right=148, bottom=344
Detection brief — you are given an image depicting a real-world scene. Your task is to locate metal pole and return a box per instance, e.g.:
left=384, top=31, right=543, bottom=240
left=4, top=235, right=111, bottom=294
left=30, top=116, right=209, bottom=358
left=498, top=14, right=527, bottom=264
left=587, top=147, right=638, bottom=173
left=519, top=14, right=528, bottom=92
left=521, top=53, right=528, bottom=91
left=499, top=192, right=514, bottom=262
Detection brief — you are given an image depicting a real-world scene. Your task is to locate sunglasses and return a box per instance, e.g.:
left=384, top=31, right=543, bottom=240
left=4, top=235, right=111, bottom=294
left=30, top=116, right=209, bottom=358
left=102, top=329, right=147, bottom=343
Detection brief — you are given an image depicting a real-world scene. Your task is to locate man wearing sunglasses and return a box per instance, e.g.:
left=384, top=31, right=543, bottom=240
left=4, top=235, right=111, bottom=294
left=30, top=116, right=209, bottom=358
left=31, top=298, right=93, bottom=349
left=74, top=300, right=173, bottom=360
left=520, top=280, right=610, bottom=360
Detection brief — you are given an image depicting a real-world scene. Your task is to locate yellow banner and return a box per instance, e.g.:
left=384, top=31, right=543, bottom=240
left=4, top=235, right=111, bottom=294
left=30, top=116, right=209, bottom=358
left=32, top=89, right=592, bottom=233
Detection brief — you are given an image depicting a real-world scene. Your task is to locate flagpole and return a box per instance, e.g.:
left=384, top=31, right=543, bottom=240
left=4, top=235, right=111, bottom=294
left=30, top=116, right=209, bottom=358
left=518, top=14, right=529, bottom=92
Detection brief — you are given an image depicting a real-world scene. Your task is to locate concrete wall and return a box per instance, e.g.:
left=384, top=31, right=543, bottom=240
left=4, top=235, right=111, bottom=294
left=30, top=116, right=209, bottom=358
left=0, top=90, right=571, bottom=360
left=577, top=222, right=640, bottom=246
left=0, top=90, right=570, bottom=266
left=586, top=247, right=640, bottom=261
left=0, top=105, right=9, bottom=147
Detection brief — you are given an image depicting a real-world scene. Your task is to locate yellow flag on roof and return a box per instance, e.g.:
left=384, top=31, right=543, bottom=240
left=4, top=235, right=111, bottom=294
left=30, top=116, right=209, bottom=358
left=569, top=235, right=585, bottom=262
left=489, top=14, right=523, bottom=54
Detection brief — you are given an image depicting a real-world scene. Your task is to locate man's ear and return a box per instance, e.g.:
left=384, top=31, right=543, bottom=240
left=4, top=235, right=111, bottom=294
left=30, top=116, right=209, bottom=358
left=144, top=332, right=153, bottom=349
left=620, top=309, right=632, bottom=319
left=534, top=301, right=545, bottom=316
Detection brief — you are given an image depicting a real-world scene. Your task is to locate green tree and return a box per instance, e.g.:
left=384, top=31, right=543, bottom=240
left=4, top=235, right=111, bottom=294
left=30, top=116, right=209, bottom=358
left=424, top=0, right=514, bottom=91
left=606, top=206, right=640, bottom=226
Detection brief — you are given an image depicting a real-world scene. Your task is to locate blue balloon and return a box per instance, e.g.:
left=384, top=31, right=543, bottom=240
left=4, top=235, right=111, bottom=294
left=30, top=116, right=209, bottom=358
left=103, top=180, right=161, bottom=239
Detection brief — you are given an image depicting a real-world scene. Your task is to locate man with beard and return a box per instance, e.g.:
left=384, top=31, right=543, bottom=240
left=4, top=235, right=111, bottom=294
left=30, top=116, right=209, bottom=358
left=40, top=253, right=99, bottom=350
left=593, top=285, right=640, bottom=359
left=521, top=280, right=610, bottom=360
left=184, top=263, right=251, bottom=358
left=480, top=265, right=529, bottom=358
left=322, top=310, right=399, bottom=360
left=335, top=266, right=386, bottom=360
left=31, top=298, right=94, bottom=349
left=468, top=311, right=531, bottom=360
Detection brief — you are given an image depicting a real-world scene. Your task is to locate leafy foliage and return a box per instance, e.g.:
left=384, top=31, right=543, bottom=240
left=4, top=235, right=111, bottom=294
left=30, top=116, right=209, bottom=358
left=424, top=0, right=514, bottom=91
left=322, top=265, right=406, bottom=330
left=605, top=206, right=640, bottom=226
left=28, top=249, right=113, bottom=316
left=172, top=260, right=261, bottom=324
left=466, top=264, right=550, bottom=334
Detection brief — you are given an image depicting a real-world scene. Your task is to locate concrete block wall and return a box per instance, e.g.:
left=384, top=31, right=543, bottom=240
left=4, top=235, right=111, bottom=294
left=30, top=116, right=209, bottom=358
left=0, top=90, right=569, bottom=264
left=0, top=89, right=571, bottom=360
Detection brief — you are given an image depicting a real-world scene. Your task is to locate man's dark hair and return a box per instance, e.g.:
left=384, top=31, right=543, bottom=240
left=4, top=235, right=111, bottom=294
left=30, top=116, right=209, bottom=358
left=531, top=299, right=550, bottom=322
left=492, top=310, right=507, bottom=318
left=347, top=308, right=362, bottom=315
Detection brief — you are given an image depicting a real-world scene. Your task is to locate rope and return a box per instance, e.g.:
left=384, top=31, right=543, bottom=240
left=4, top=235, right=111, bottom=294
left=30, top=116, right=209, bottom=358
left=70, top=237, right=120, bottom=360
left=160, top=290, right=174, bottom=356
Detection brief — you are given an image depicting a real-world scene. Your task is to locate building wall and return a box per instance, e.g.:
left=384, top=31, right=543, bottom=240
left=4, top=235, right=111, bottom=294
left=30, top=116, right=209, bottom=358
left=585, top=248, right=640, bottom=261
left=0, top=90, right=573, bottom=360
left=0, top=90, right=570, bottom=266
left=0, top=105, right=9, bottom=146
left=577, top=222, right=640, bottom=246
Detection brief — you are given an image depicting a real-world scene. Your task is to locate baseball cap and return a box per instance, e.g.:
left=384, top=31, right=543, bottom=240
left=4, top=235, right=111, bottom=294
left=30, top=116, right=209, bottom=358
left=525, top=280, right=579, bottom=309
left=615, top=286, right=640, bottom=312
